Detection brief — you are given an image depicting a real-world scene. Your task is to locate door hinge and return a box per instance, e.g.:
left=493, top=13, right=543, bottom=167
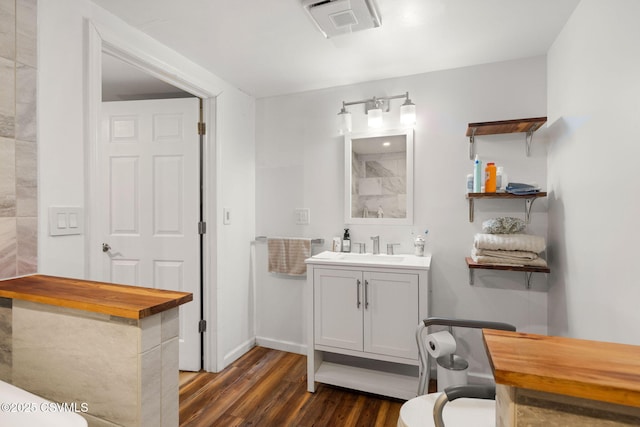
left=198, top=122, right=206, bottom=135
left=198, top=221, right=206, bottom=234
left=198, top=319, right=207, bottom=333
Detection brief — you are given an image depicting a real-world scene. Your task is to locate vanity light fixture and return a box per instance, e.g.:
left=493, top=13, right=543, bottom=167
left=337, top=102, right=352, bottom=135
left=337, top=92, right=416, bottom=132
left=400, top=92, right=416, bottom=126
left=368, top=99, right=383, bottom=128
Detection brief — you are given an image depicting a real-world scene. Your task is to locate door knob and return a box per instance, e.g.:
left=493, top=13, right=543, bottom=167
left=102, top=243, right=111, bottom=253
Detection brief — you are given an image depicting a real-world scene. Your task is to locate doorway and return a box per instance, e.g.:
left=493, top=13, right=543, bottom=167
left=85, top=22, right=217, bottom=371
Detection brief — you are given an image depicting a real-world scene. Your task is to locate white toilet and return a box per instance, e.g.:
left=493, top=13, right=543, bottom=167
left=0, top=380, right=87, bottom=427
left=397, top=391, right=495, bottom=427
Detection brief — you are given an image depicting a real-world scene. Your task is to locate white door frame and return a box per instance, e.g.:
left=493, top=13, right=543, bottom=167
left=85, top=19, right=219, bottom=372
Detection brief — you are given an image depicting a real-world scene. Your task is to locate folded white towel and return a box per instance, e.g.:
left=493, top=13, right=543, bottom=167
left=472, top=248, right=539, bottom=260
left=474, top=233, right=546, bottom=254
left=471, top=249, right=548, bottom=268
left=267, top=238, right=311, bottom=276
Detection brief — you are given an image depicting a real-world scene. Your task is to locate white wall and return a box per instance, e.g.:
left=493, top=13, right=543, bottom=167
left=255, top=56, right=549, bottom=375
left=547, top=0, right=640, bottom=344
left=38, top=0, right=256, bottom=371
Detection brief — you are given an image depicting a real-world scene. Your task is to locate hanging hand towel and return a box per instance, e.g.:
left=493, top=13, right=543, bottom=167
left=268, top=238, right=312, bottom=276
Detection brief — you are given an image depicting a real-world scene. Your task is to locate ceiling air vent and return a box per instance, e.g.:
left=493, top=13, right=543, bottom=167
left=302, top=0, right=381, bottom=38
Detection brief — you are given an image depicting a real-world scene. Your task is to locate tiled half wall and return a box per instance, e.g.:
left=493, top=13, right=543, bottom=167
left=0, top=0, right=38, bottom=279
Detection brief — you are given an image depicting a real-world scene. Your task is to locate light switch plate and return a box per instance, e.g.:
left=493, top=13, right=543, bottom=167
left=295, top=208, right=310, bottom=225
left=49, top=207, right=84, bottom=236
left=223, top=207, right=231, bottom=225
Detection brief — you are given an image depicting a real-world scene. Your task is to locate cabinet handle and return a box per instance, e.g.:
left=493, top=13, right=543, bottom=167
left=356, top=279, right=361, bottom=308
left=364, top=280, right=369, bottom=309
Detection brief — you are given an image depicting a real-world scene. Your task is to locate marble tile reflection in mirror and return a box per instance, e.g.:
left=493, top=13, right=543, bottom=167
left=345, top=129, right=413, bottom=225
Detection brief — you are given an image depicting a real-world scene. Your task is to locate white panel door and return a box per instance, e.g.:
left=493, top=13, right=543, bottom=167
left=98, top=98, right=201, bottom=371
left=363, top=271, right=419, bottom=360
left=314, top=268, right=363, bottom=351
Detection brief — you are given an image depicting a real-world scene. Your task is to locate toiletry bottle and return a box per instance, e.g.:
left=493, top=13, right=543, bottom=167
left=332, top=237, right=341, bottom=252
left=473, top=155, right=482, bottom=192
left=342, top=228, right=351, bottom=252
left=496, top=166, right=503, bottom=191
left=414, top=234, right=425, bottom=257
left=485, top=162, right=497, bottom=193
left=466, top=174, right=473, bottom=193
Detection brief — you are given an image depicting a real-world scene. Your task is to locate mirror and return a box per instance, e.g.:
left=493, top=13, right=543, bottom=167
left=344, top=128, right=414, bottom=225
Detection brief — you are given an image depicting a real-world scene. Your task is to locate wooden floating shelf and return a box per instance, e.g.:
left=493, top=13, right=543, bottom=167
left=466, top=257, right=550, bottom=274
left=465, top=191, right=547, bottom=223
left=466, top=191, right=547, bottom=199
left=466, top=116, right=547, bottom=158
left=466, top=257, right=549, bottom=288
left=466, top=117, right=547, bottom=137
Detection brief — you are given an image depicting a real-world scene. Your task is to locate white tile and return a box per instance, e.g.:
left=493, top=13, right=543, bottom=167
left=13, top=301, right=139, bottom=426
left=140, top=346, right=162, bottom=427
left=161, top=338, right=179, bottom=427
left=161, top=307, right=179, bottom=341
left=139, top=312, right=161, bottom=353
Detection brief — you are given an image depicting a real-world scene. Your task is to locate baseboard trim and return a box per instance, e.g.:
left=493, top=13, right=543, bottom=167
left=223, top=337, right=256, bottom=369
left=256, top=336, right=306, bottom=355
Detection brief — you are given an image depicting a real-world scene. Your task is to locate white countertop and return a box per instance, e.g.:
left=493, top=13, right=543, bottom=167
left=305, top=250, right=431, bottom=270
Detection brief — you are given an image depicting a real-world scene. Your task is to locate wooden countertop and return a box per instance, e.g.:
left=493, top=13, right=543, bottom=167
left=0, top=275, right=192, bottom=319
left=483, top=329, right=640, bottom=408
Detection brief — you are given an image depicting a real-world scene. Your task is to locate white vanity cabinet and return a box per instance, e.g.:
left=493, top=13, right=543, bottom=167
left=306, top=252, right=430, bottom=400
left=314, top=269, right=418, bottom=359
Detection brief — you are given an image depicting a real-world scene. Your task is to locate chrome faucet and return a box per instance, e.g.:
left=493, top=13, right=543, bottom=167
left=371, top=236, right=380, bottom=255
left=353, top=242, right=366, bottom=254
left=386, top=243, right=400, bottom=255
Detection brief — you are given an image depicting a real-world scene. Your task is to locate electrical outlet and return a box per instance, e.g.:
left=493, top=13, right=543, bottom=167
left=295, top=208, right=310, bottom=225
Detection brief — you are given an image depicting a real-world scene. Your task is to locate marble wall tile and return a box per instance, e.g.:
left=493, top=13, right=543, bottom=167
left=161, top=307, right=179, bottom=341
left=161, top=337, right=179, bottom=427
left=0, top=113, right=13, bottom=138
left=16, top=216, right=36, bottom=275
left=140, top=347, right=162, bottom=427
left=16, top=0, right=36, bottom=68
left=0, top=218, right=16, bottom=278
left=16, top=140, right=36, bottom=216
left=0, top=137, right=16, bottom=217
left=13, top=301, right=140, bottom=426
left=0, top=57, right=14, bottom=117
left=139, top=311, right=161, bottom=353
left=15, top=64, right=36, bottom=142
left=0, top=0, right=16, bottom=60
left=0, top=298, right=11, bottom=382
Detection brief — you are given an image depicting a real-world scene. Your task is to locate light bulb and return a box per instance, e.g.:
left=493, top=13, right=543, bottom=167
left=400, top=100, right=416, bottom=126
left=337, top=107, right=352, bottom=135
left=368, top=108, right=383, bottom=128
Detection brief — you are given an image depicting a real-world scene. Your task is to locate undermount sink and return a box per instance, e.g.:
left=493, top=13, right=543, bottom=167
left=337, top=253, right=404, bottom=263
left=306, top=250, right=431, bottom=270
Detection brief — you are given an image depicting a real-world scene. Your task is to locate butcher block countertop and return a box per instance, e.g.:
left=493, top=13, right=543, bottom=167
left=0, top=274, right=192, bottom=319
left=483, top=329, right=640, bottom=408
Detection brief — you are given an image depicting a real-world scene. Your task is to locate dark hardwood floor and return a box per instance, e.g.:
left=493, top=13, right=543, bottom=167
left=179, top=346, right=405, bottom=426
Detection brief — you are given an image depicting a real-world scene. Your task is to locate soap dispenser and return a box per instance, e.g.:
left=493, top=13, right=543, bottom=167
left=342, top=228, right=351, bottom=253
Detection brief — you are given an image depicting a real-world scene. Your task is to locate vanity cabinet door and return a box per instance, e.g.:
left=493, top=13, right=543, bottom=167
left=314, top=268, right=363, bottom=351
left=363, top=271, right=419, bottom=360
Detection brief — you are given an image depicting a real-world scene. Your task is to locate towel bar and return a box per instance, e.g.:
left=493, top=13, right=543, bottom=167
left=254, top=236, right=324, bottom=244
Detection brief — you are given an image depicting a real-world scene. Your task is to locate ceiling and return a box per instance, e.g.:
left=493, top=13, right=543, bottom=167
left=94, top=0, right=580, bottom=99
